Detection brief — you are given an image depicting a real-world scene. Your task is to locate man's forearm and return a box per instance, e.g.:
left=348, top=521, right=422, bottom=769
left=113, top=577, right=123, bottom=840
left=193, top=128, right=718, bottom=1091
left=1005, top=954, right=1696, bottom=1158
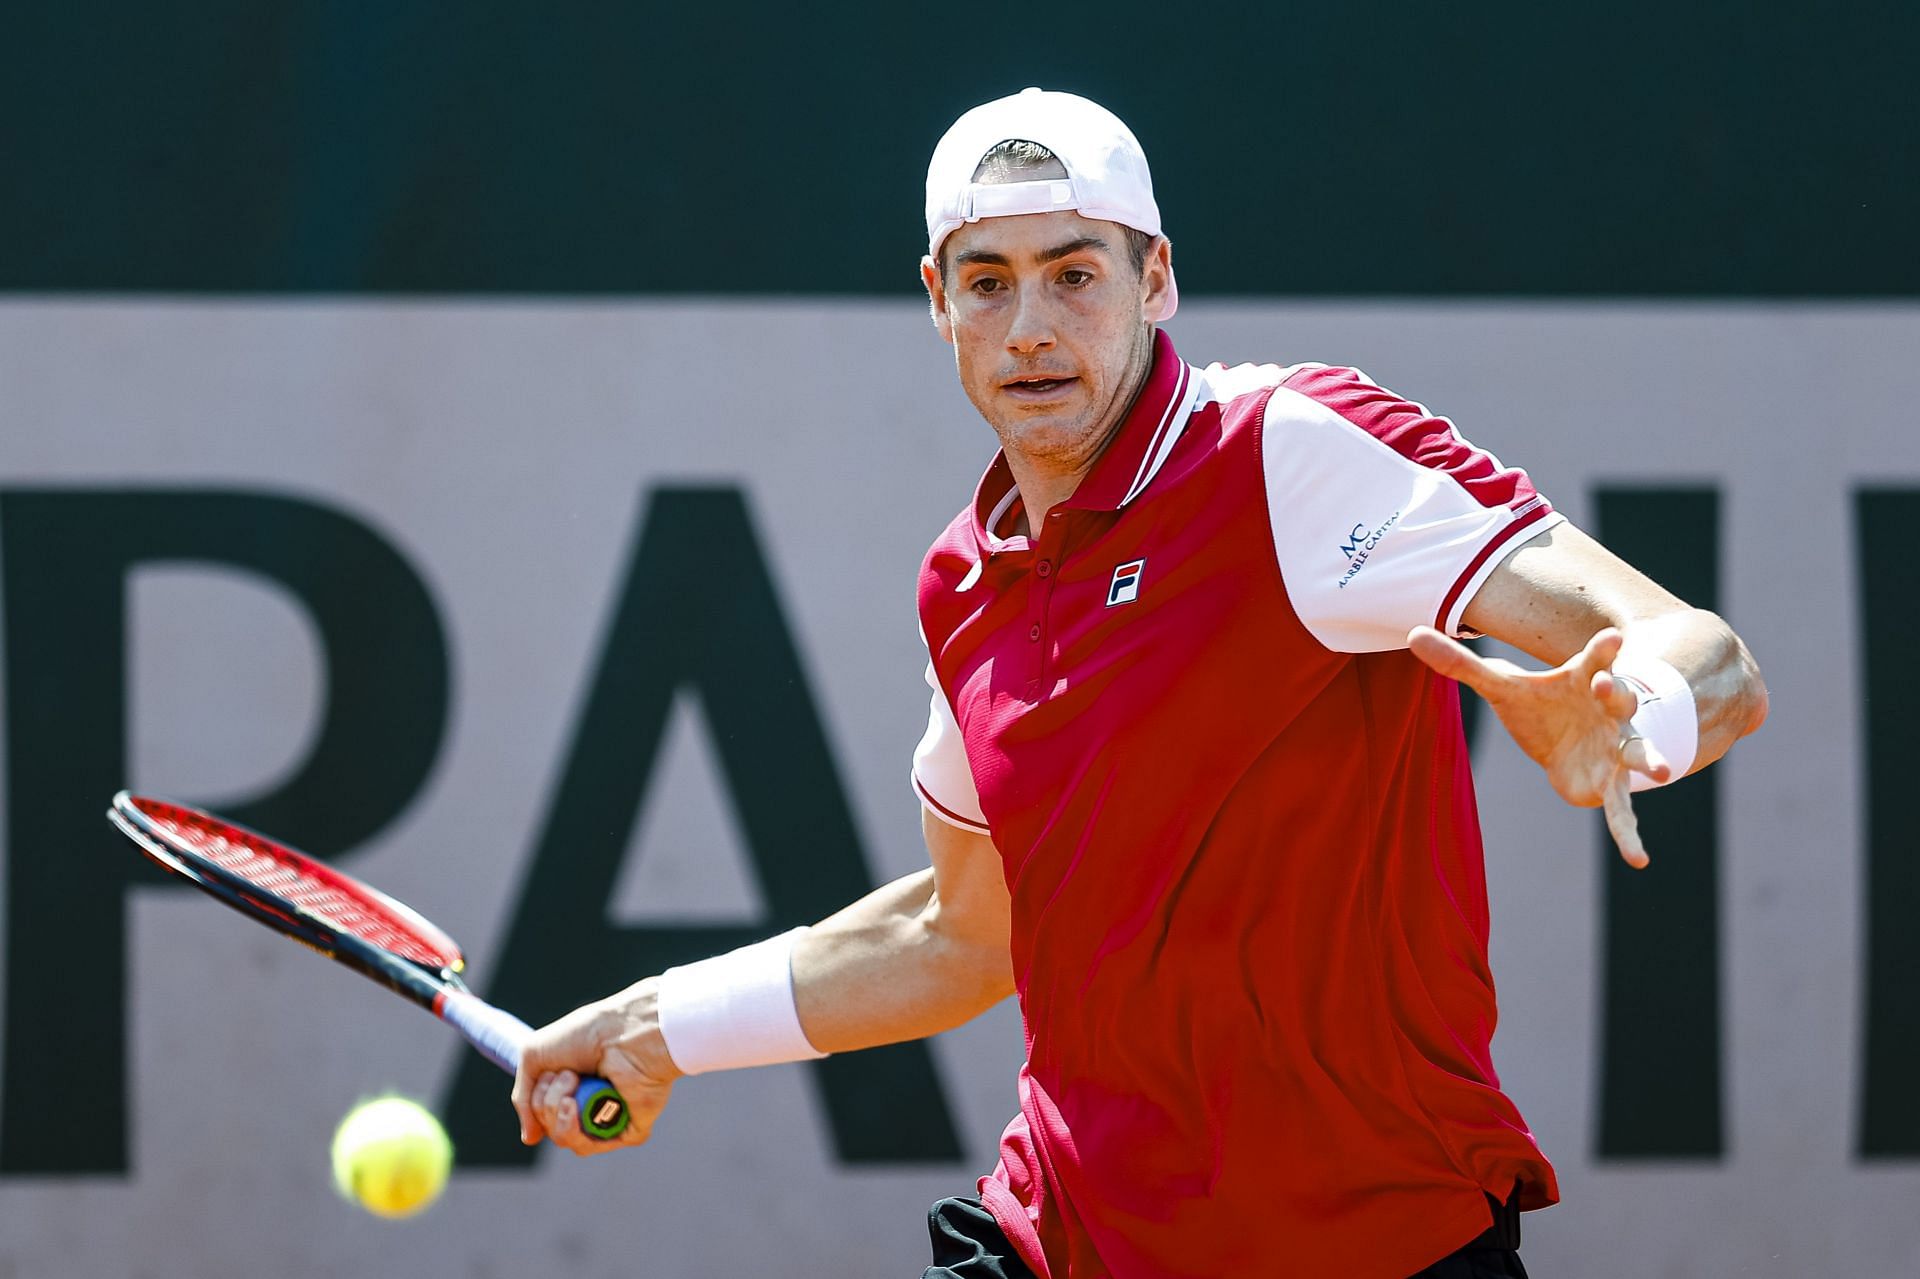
left=577, top=867, right=1012, bottom=1081
left=791, top=866, right=1016, bottom=1054
left=1464, top=522, right=1768, bottom=779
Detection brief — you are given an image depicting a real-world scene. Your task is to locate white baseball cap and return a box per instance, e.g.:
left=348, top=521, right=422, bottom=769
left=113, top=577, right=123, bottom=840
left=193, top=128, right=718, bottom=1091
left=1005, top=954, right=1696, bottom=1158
left=925, top=87, right=1178, bottom=322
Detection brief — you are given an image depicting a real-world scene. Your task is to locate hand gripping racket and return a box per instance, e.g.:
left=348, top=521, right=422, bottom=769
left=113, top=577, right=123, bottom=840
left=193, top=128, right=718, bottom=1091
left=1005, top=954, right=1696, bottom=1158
left=107, top=791, right=629, bottom=1141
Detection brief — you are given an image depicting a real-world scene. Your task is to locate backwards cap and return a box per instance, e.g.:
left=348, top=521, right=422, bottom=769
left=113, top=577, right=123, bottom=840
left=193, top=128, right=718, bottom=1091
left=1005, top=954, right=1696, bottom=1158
left=925, top=87, right=1177, bottom=322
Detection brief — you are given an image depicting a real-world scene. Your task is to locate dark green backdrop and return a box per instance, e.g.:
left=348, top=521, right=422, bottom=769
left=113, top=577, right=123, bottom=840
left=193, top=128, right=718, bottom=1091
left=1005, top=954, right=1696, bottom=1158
left=1, top=1, right=1912, bottom=295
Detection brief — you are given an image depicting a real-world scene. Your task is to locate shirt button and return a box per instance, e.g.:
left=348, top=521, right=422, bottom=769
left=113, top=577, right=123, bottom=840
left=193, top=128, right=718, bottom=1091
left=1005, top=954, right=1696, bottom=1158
left=1036, top=560, right=1052, bottom=578
left=1028, top=625, right=1042, bottom=642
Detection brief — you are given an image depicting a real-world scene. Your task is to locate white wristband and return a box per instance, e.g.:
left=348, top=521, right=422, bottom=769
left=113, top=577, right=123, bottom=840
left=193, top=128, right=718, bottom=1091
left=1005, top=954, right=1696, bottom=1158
left=656, top=927, right=827, bottom=1075
left=1614, top=654, right=1698, bottom=793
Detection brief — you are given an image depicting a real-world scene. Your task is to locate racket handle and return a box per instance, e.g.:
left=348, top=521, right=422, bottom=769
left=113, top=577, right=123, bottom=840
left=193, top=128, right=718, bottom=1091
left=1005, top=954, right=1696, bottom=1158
left=435, top=989, right=630, bottom=1141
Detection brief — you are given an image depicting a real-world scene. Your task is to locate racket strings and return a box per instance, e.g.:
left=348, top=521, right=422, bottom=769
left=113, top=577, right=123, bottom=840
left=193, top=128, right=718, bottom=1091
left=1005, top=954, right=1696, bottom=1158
left=145, top=808, right=459, bottom=970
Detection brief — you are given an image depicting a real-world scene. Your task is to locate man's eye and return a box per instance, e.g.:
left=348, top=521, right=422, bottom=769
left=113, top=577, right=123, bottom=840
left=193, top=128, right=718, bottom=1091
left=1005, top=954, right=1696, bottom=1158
left=972, top=278, right=1004, bottom=295
left=1060, top=269, right=1092, bottom=286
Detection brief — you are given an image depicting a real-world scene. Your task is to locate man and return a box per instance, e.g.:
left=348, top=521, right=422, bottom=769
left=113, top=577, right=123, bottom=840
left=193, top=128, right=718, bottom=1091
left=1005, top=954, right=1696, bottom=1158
left=509, top=89, right=1768, bottom=1278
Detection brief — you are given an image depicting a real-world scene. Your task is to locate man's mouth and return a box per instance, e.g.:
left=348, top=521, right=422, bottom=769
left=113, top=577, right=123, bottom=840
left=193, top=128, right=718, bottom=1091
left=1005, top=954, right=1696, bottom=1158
left=1003, top=375, right=1078, bottom=397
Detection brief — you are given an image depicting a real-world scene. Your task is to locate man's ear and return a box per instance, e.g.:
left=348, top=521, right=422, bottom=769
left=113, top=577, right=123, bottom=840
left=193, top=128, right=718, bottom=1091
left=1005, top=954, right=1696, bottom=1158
left=1140, top=236, right=1173, bottom=320
left=921, top=255, right=955, bottom=345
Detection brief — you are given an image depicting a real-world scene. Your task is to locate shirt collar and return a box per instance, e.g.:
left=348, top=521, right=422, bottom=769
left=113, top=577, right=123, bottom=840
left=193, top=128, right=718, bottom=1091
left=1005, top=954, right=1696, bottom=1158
left=967, top=329, right=1198, bottom=557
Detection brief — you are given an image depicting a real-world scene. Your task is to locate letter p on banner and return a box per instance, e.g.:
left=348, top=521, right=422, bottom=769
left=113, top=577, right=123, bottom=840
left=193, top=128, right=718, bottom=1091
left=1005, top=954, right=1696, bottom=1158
left=0, top=489, right=449, bottom=1174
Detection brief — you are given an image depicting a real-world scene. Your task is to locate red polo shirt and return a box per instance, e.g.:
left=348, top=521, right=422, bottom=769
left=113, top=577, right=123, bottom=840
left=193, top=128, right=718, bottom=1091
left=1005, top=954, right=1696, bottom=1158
left=913, top=330, right=1561, bottom=1279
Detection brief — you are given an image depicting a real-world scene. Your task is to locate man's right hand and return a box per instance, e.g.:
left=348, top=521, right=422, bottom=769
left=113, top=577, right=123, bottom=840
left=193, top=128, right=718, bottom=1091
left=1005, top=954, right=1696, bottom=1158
left=508, top=815, right=1016, bottom=1155
left=510, top=976, right=684, bottom=1157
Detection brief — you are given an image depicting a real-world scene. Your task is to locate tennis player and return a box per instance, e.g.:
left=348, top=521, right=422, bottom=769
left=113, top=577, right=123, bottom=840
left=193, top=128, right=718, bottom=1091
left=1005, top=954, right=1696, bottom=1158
left=510, top=89, right=1769, bottom=1278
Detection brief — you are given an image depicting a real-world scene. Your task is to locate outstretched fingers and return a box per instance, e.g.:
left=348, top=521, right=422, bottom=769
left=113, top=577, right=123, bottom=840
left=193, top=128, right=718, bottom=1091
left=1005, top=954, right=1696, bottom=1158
left=1620, top=733, right=1674, bottom=787
left=1589, top=665, right=1640, bottom=723
left=1413, top=622, right=1658, bottom=868
left=1577, top=627, right=1626, bottom=679
left=1602, top=776, right=1650, bottom=870
left=1407, top=626, right=1511, bottom=698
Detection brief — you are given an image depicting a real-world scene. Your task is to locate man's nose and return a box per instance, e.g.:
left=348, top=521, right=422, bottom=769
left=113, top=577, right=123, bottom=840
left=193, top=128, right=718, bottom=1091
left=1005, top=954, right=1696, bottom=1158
left=1005, top=287, right=1056, bottom=354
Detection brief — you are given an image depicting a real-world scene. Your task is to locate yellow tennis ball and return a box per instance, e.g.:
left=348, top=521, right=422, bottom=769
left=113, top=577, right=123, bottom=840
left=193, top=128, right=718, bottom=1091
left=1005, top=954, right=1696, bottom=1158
left=330, top=1095, right=453, bottom=1219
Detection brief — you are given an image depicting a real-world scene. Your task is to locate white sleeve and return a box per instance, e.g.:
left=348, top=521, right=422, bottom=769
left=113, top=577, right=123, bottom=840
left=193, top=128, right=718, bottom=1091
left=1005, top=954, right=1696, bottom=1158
left=910, top=663, right=989, bottom=833
left=1260, top=370, right=1562, bottom=654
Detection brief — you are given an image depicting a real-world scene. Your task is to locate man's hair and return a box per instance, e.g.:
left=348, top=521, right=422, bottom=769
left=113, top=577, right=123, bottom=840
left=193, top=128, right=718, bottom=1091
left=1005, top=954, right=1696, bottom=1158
left=938, top=138, right=1155, bottom=281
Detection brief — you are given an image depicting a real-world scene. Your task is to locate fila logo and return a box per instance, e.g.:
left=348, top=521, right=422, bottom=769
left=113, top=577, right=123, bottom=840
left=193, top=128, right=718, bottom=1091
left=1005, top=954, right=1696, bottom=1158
left=1107, top=558, right=1146, bottom=607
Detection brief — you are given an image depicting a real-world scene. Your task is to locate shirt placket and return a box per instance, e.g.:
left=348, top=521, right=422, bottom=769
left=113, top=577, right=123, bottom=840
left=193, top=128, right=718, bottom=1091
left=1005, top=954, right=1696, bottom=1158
left=1023, top=510, right=1068, bottom=701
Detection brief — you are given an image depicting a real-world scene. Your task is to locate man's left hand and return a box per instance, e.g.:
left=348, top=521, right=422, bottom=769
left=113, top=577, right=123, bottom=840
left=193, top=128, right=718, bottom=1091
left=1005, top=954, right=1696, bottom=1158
left=1407, top=625, right=1672, bottom=869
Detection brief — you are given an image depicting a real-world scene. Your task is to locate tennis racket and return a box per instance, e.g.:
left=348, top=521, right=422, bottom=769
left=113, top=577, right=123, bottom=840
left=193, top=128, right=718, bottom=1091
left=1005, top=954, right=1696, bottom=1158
left=107, top=791, right=629, bottom=1141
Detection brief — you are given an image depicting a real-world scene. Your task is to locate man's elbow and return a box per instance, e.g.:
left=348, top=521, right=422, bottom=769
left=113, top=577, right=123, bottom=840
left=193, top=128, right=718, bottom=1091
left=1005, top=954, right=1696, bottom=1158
left=921, top=912, right=1015, bottom=1011
left=1740, top=657, right=1771, bottom=737
left=1705, top=609, right=1770, bottom=738
left=954, top=935, right=1016, bottom=1009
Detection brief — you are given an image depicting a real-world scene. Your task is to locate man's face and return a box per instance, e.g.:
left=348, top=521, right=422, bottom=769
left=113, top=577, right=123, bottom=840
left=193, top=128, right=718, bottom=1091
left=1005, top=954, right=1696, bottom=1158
left=921, top=211, right=1170, bottom=472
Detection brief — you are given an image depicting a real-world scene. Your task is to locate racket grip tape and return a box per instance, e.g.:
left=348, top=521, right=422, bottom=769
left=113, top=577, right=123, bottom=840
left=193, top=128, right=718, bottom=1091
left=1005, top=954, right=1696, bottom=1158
left=435, top=989, right=630, bottom=1140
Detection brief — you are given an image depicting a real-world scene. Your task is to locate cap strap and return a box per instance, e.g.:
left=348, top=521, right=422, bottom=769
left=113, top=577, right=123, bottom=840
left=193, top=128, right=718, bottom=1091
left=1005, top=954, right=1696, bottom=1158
left=961, top=179, right=1076, bottom=223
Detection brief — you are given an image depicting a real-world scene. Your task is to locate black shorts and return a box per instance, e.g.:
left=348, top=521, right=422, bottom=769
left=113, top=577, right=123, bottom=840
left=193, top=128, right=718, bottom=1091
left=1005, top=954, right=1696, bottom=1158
left=922, top=1198, right=1032, bottom=1279
left=921, top=1193, right=1531, bottom=1278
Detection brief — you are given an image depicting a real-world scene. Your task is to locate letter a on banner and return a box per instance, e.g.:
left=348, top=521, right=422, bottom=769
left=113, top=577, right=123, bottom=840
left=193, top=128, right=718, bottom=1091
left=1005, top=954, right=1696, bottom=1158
left=444, top=486, right=962, bottom=1167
